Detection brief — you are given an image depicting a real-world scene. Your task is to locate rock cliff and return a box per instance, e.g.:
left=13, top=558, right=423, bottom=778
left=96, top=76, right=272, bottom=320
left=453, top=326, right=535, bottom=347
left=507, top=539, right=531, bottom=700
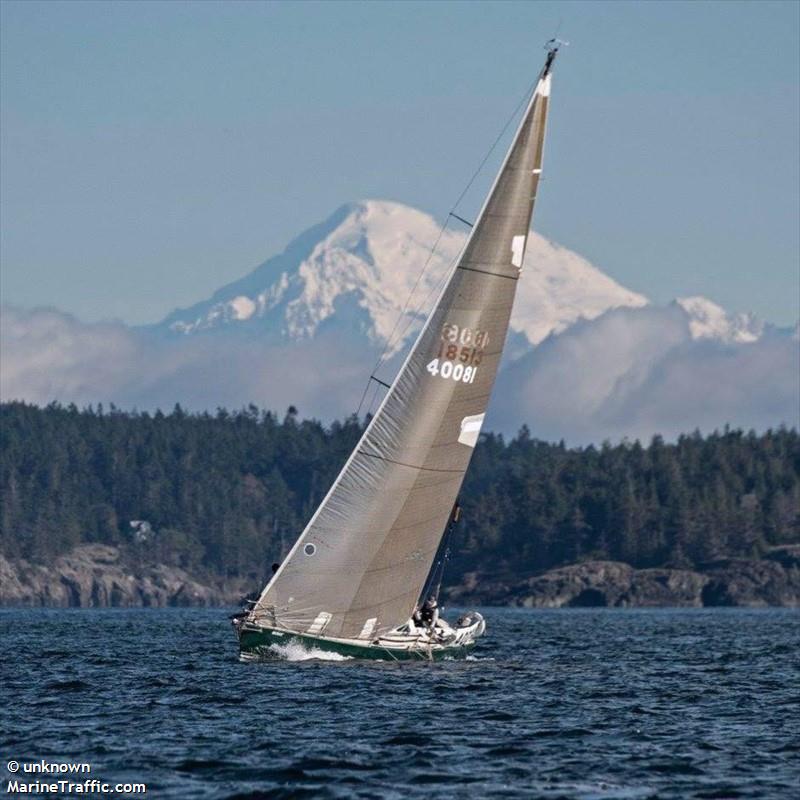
left=2, top=544, right=798, bottom=608
left=0, top=545, right=246, bottom=607
left=445, top=546, right=800, bottom=608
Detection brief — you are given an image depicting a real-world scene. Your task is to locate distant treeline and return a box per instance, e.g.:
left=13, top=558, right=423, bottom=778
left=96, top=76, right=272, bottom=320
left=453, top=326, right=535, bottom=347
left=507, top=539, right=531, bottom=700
left=1, top=402, right=798, bottom=583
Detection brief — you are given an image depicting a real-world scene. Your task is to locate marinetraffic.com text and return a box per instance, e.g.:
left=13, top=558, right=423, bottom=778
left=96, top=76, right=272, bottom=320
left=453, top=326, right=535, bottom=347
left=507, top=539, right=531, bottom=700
left=5, top=760, right=146, bottom=795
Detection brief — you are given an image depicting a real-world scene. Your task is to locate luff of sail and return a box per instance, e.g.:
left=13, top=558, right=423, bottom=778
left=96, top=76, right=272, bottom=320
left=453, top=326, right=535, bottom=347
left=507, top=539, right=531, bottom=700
left=253, top=49, right=556, bottom=640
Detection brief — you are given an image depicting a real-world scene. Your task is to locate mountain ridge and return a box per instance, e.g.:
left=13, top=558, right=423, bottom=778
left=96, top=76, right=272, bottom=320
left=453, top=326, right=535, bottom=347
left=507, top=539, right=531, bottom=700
left=154, top=200, right=776, bottom=357
left=154, top=200, right=651, bottom=352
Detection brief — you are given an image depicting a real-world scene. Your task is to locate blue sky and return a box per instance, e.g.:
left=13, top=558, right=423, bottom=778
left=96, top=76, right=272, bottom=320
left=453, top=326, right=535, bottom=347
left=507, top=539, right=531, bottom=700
left=2, top=0, right=798, bottom=326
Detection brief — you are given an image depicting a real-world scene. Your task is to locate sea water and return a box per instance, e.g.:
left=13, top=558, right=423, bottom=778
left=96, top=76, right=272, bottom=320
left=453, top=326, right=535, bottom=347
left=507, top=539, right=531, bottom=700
left=1, top=607, right=798, bottom=799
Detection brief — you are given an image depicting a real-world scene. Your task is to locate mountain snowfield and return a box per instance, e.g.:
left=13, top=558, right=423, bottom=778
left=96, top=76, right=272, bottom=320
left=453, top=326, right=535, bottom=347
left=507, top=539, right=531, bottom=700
left=2, top=200, right=797, bottom=442
left=158, top=200, right=650, bottom=351
left=157, top=201, right=773, bottom=354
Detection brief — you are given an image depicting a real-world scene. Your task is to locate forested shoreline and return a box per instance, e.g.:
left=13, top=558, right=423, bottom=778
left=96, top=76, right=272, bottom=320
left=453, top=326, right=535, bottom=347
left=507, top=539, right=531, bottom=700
left=1, top=402, right=798, bottom=591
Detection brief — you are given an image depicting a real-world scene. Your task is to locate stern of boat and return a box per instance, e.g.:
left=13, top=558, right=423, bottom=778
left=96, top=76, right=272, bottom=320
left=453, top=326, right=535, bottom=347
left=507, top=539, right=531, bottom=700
left=451, top=610, right=486, bottom=645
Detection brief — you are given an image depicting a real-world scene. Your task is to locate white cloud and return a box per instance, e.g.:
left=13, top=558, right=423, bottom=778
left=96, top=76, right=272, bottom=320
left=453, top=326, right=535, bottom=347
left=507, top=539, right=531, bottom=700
left=489, top=305, right=799, bottom=443
left=2, top=302, right=797, bottom=444
left=0, top=306, right=369, bottom=419
left=601, top=331, right=800, bottom=441
left=1, top=307, right=140, bottom=404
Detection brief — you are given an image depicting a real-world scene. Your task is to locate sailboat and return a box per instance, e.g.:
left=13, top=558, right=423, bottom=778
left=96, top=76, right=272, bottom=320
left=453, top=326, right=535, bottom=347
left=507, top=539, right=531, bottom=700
left=234, top=41, right=561, bottom=661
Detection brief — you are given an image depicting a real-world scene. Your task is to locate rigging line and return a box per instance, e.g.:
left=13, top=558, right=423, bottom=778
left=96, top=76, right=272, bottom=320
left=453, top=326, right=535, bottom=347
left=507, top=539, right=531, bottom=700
left=457, top=265, right=519, bottom=281
left=354, top=75, right=540, bottom=418
left=354, top=375, right=374, bottom=421
left=383, top=249, right=459, bottom=355
left=357, top=449, right=464, bottom=474
left=447, top=77, right=540, bottom=217
left=380, top=646, right=401, bottom=662
left=381, top=74, right=539, bottom=357
left=449, top=212, right=473, bottom=229
left=367, top=379, right=382, bottom=418
left=428, top=501, right=460, bottom=602
left=355, top=367, right=384, bottom=421
left=355, top=214, right=453, bottom=418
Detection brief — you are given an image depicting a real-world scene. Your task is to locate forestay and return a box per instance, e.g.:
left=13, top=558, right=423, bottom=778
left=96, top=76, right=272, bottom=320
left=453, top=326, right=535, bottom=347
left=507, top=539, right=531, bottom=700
left=253, top=49, right=557, bottom=639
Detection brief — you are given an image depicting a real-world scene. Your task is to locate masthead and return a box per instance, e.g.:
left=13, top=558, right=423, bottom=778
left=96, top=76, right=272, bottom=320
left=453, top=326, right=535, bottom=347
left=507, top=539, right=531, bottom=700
left=543, top=37, right=568, bottom=75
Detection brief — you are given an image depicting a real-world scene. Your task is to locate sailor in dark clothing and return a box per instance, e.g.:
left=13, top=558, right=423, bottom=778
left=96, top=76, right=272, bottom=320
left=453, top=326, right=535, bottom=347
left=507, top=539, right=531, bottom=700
left=415, top=596, right=439, bottom=631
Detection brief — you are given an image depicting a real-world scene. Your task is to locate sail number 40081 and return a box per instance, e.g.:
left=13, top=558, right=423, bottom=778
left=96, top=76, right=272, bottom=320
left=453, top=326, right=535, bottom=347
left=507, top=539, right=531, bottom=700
left=426, top=323, right=489, bottom=384
left=426, top=359, right=477, bottom=383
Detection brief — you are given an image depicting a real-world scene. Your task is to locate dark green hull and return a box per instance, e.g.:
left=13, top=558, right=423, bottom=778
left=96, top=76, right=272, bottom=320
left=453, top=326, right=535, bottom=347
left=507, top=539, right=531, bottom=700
left=237, top=624, right=475, bottom=662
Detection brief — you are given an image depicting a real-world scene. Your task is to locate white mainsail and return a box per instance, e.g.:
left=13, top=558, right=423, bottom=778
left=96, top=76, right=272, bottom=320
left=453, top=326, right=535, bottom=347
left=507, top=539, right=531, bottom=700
left=253, top=47, right=558, bottom=639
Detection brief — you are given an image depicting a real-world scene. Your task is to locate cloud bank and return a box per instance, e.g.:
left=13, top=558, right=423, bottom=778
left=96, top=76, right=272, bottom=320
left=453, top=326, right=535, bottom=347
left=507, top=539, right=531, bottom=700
left=2, top=304, right=797, bottom=444
left=488, top=304, right=799, bottom=442
left=0, top=306, right=367, bottom=419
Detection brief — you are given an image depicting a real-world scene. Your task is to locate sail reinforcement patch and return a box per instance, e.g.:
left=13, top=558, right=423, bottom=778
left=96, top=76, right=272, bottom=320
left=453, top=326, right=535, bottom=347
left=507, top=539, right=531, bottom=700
left=511, top=235, right=526, bottom=269
left=308, top=612, right=332, bottom=635
left=458, top=413, right=485, bottom=448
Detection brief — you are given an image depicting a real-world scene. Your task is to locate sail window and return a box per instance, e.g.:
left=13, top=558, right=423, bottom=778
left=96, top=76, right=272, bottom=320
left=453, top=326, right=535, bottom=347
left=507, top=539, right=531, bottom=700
left=304, top=543, right=317, bottom=556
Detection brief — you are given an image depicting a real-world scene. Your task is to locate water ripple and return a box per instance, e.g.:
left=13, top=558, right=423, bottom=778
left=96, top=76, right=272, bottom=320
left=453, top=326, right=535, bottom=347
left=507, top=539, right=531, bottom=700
left=1, top=607, right=798, bottom=799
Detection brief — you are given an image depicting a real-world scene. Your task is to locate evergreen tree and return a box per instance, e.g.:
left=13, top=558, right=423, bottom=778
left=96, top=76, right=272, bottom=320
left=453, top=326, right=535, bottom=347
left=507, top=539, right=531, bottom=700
left=1, top=402, right=797, bottom=581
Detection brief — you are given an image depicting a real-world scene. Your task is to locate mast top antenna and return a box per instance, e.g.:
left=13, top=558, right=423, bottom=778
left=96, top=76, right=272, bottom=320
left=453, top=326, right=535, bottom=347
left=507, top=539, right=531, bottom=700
left=545, top=38, right=569, bottom=53
left=543, top=38, right=567, bottom=74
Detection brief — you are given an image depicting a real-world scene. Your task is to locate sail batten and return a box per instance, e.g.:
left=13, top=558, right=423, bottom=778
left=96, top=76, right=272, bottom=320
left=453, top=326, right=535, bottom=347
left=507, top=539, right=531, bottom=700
left=253, top=49, right=557, bottom=639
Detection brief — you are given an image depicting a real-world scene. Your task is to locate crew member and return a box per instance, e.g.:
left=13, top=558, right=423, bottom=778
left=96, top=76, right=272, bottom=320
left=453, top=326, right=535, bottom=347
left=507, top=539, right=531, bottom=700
left=418, top=596, right=439, bottom=631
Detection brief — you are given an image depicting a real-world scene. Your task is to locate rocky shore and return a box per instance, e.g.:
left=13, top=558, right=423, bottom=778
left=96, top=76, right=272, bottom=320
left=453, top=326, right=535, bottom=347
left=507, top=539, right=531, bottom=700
left=0, top=545, right=247, bottom=608
left=2, top=544, right=798, bottom=608
left=446, top=546, right=800, bottom=608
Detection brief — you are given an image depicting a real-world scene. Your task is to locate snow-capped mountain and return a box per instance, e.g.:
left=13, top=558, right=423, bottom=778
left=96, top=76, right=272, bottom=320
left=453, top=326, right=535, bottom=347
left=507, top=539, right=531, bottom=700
left=6, top=199, right=793, bottom=444
left=157, top=200, right=649, bottom=351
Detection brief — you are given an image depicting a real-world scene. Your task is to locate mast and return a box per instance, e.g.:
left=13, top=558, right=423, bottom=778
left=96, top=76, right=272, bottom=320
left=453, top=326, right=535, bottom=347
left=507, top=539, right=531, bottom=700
left=253, top=43, right=560, bottom=639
